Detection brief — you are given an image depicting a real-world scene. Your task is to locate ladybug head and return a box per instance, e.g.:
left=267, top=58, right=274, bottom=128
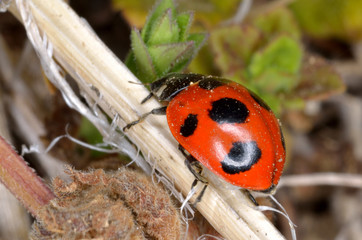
left=150, top=73, right=205, bottom=101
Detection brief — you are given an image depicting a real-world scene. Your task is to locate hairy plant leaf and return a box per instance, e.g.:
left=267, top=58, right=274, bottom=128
left=124, top=0, right=206, bottom=82
left=142, top=0, right=175, bottom=41
left=148, top=42, right=194, bottom=75
left=130, top=29, right=156, bottom=80
left=177, top=12, right=193, bottom=41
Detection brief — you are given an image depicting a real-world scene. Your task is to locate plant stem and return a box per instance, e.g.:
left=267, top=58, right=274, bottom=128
left=0, top=136, right=55, bottom=217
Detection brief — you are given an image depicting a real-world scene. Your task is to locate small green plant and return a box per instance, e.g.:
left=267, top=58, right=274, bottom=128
left=116, top=0, right=345, bottom=114
left=125, top=0, right=207, bottom=83
left=191, top=6, right=344, bottom=114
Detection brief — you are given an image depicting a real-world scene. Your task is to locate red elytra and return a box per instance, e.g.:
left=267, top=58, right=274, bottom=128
left=134, top=73, right=286, bottom=191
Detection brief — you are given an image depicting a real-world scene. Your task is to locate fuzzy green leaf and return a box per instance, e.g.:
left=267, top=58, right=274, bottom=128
left=187, top=33, right=208, bottom=51
left=168, top=45, right=196, bottom=73
left=177, top=12, right=193, bottom=41
left=141, top=0, right=175, bottom=41
left=125, top=0, right=207, bottom=82
left=147, top=9, right=179, bottom=45
left=131, top=29, right=157, bottom=80
left=148, top=42, right=194, bottom=77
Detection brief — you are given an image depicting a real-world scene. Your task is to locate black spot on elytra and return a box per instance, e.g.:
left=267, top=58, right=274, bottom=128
left=221, top=141, right=261, bottom=174
left=180, top=114, right=198, bottom=137
left=248, top=90, right=272, bottom=111
left=208, top=98, right=249, bottom=124
left=198, top=79, right=224, bottom=90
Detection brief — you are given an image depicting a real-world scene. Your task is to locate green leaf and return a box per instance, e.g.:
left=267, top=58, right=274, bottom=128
left=79, top=117, right=106, bottom=158
left=141, top=0, right=175, bottom=41
left=124, top=52, right=137, bottom=76
left=252, top=7, right=301, bottom=40
left=131, top=28, right=157, bottom=80
left=187, top=32, right=208, bottom=51
left=248, top=36, right=302, bottom=80
left=168, top=44, right=195, bottom=73
left=209, top=25, right=262, bottom=77
left=251, top=70, right=298, bottom=93
left=79, top=117, right=103, bottom=145
left=177, top=12, right=193, bottom=41
left=148, top=42, right=194, bottom=76
left=125, top=0, right=207, bottom=82
left=147, top=9, right=179, bottom=45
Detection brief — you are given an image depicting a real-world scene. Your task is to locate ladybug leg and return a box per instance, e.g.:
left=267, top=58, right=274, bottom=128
left=140, top=93, right=154, bottom=104
left=123, top=106, right=167, bottom=131
left=179, top=145, right=208, bottom=205
left=185, top=160, right=208, bottom=184
left=187, top=162, right=208, bottom=205
left=244, top=190, right=259, bottom=206
left=178, top=145, right=208, bottom=183
left=194, top=184, right=208, bottom=205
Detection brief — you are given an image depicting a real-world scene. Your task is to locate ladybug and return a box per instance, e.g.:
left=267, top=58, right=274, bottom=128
left=125, top=73, right=286, bottom=192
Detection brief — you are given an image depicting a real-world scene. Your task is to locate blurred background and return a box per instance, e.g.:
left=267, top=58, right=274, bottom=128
left=0, top=0, right=361, bottom=239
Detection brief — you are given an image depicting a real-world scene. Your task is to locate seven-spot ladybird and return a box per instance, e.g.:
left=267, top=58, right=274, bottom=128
left=125, top=73, right=286, bottom=192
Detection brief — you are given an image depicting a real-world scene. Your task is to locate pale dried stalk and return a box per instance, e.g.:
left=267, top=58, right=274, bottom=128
left=279, top=173, right=362, bottom=189
left=8, top=1, right=285, bottom=239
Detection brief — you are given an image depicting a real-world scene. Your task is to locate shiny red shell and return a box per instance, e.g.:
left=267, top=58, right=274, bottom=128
left=152, top=74, right=285, bottom=191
